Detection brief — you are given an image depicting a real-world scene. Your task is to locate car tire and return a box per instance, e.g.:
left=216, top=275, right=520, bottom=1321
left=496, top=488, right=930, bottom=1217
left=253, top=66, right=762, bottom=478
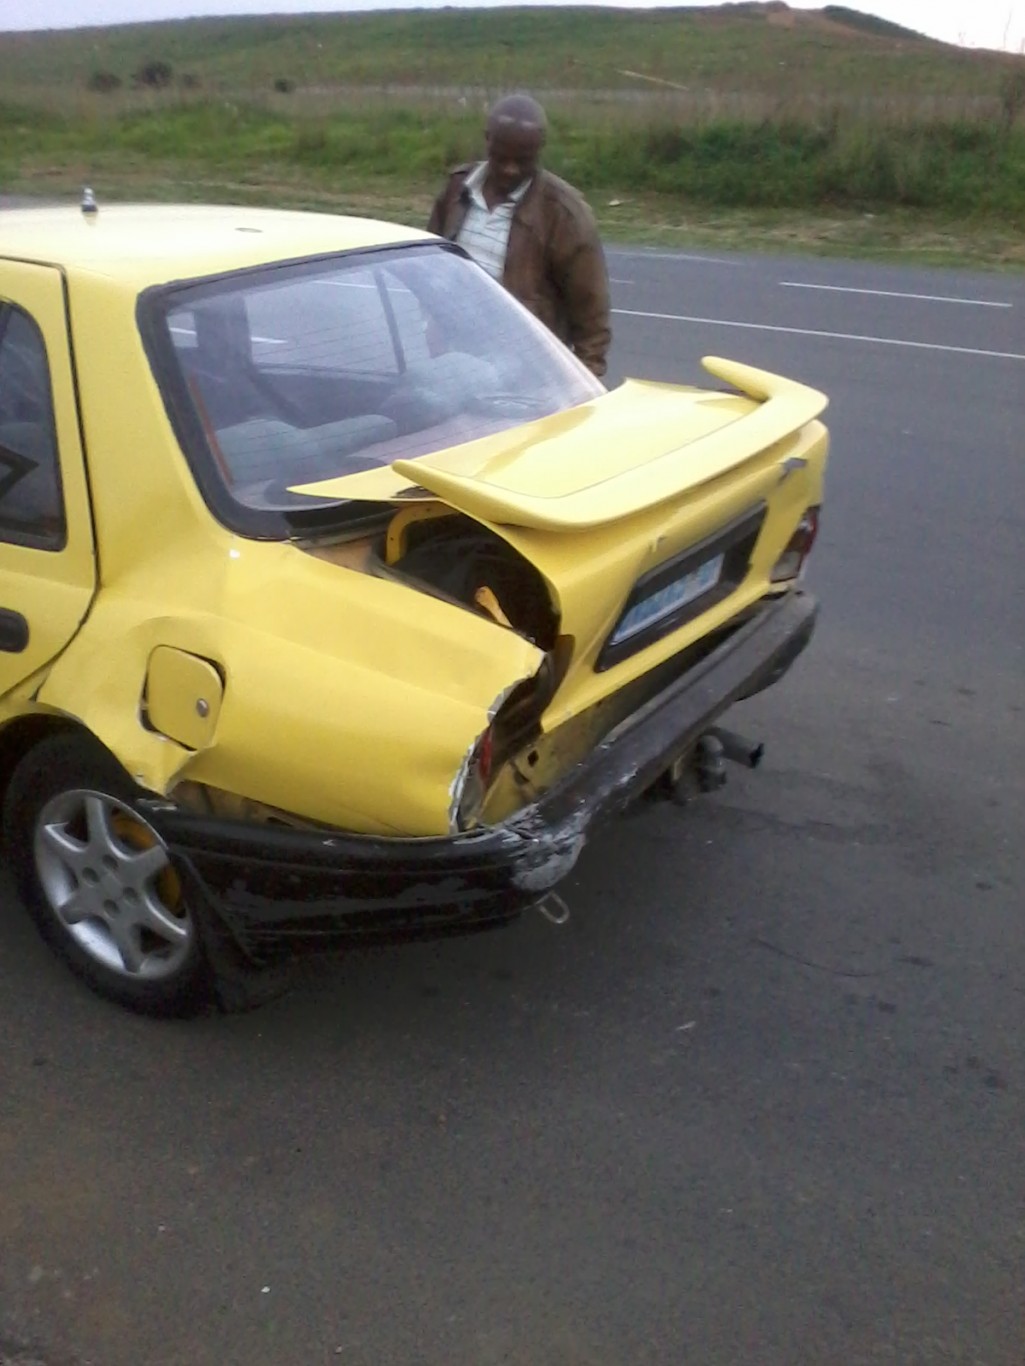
left=3, top=731, right=213, bottom=1017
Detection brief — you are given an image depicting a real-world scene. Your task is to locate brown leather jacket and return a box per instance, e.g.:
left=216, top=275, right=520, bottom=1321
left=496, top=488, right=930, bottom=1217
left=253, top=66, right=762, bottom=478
left=427, top=164, right=611, bottom=378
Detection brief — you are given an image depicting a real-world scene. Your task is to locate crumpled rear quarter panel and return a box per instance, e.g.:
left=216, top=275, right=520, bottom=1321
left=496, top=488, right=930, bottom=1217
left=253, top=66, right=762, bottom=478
left=37, top=268, right=544, bottom=834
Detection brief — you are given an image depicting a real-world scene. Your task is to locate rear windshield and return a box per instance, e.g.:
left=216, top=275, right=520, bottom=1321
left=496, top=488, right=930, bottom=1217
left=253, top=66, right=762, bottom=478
left=145, top=242, right=603, bottom=536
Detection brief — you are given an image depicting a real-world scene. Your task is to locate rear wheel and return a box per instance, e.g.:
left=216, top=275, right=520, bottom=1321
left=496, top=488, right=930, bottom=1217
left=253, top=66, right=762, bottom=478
left=4, top=732, right=213, bottom=1016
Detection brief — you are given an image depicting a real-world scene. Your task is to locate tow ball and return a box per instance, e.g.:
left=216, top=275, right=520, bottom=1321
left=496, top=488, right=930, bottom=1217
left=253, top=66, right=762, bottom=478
left=666, top=726, right=764, bottom=806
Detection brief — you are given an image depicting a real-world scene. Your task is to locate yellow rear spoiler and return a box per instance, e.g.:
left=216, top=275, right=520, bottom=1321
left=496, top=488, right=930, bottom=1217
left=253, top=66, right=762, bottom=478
left=391, top=357, right=828, bottom=532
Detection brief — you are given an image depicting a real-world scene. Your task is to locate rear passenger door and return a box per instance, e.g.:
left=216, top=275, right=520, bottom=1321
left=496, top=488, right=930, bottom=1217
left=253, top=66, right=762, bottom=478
left=0, top=261, right=96, bottom=698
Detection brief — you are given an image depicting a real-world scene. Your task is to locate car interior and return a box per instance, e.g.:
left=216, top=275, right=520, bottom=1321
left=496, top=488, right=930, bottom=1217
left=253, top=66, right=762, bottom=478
left=0, top=306, right=65, bottom=546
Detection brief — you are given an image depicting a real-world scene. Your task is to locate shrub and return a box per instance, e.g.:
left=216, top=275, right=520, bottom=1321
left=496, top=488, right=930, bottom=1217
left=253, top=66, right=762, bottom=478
left=135, top=60, right=173, bottom=90
left=1001, top=70, right=1025, bottom=131
left=273, top=77, right=296, bottom=94
left=87, top=70, right=122, bottom=94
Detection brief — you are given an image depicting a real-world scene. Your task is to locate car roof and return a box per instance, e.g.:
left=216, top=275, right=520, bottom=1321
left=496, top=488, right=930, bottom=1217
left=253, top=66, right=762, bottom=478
left=0, top=202, right=434, bottom=290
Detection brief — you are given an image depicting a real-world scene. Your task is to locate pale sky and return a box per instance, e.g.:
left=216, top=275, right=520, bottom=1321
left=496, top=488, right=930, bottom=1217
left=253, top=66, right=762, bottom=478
left=0, top=0, right=1023, bottom=53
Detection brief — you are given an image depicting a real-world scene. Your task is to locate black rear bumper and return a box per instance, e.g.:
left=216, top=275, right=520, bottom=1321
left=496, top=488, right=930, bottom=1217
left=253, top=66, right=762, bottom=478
left=142, top=591, right=816, bottom=960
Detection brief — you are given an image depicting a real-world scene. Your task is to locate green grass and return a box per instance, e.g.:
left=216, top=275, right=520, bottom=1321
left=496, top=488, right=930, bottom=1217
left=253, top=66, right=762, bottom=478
left=2, top=6, right=1024, bottom=270
left=4, top=96, right=1022, bottom=219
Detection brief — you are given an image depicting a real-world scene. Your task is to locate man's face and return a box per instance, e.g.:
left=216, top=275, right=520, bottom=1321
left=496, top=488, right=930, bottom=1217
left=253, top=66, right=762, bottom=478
left=484, top=124, right=544, bottom=198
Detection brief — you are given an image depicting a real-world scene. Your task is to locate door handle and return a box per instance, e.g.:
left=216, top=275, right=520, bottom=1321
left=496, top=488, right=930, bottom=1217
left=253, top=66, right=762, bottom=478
left=0, top=608, right=29, bottom=653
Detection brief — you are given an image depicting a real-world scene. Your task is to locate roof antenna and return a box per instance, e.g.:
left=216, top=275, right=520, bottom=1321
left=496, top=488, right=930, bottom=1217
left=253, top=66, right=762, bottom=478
left=81, top=186, right=98, bottom=216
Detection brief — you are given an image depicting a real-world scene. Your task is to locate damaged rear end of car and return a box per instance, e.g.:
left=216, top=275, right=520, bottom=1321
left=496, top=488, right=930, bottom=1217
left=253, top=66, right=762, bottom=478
left=143, top=340, right=828, bottom=961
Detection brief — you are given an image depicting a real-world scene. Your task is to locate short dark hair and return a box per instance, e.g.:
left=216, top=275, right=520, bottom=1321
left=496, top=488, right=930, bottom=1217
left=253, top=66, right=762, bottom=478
left=486, top=93, right=547, bottom=138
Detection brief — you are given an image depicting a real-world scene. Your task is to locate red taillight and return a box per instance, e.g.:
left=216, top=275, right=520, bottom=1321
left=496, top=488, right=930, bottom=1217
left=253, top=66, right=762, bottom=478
left=476, top=727, right=494, bottom=789
left=771, top=507, right=820, bottom=583
left=454, top=724, right=495, bottom=831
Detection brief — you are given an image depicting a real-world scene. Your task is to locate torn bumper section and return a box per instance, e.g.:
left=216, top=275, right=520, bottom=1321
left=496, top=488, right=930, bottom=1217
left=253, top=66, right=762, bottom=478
left=138, top=592, right=817, bottom=961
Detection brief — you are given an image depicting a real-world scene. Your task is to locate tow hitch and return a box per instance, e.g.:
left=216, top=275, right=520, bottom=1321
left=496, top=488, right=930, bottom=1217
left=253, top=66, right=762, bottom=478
left=665, top=725, right=764, bottom=806
left=708, top=725, right=764, bottom=770
left=536, top=890, right=571, bottom=926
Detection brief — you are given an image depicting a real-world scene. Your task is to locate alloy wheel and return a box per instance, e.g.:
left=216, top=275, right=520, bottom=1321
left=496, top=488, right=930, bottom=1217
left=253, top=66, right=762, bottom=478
left=34, top=789, right=192, bottom=979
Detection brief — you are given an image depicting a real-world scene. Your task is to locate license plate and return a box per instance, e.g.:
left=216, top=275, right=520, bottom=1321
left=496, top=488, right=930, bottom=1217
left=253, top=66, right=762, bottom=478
left=610, top=552, right=725, bottom=646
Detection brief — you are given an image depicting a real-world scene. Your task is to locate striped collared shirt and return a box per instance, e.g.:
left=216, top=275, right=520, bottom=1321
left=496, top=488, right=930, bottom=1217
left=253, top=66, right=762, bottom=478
left=455, top=162, right=532, bottom=282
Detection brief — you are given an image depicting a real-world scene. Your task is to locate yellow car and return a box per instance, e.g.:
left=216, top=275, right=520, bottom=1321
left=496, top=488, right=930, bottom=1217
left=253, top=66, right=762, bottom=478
left=0, top=198, right=827, bottom=1016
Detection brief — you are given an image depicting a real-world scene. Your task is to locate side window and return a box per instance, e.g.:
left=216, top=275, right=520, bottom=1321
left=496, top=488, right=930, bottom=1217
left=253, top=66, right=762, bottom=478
left=0, top=304, right=65, bottom=550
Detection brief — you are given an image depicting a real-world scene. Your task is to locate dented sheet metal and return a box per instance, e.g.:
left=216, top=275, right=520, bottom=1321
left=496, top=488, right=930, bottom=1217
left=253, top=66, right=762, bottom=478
left=143, top=593, right=818, bottom=959
left=35, top=542, right=542, bottom=835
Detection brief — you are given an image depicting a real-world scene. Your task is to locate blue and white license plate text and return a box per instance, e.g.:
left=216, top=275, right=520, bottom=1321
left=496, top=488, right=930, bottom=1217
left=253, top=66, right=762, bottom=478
left=609, top=552, right=725, bottom=647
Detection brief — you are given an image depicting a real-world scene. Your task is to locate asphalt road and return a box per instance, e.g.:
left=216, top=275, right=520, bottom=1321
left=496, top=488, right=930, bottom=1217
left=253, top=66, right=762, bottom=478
left=1, top=245, right=1023, bottom=1366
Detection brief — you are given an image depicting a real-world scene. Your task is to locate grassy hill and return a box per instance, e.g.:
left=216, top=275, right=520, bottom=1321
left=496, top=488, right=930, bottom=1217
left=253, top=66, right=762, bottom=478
left=0, top=3, right=1014, bottom=101
left=2, top=4, right=1023, bottom=266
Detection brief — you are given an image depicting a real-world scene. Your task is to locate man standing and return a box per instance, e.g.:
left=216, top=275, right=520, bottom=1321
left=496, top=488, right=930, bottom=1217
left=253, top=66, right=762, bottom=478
left=427, top=93, right=611, bottom=378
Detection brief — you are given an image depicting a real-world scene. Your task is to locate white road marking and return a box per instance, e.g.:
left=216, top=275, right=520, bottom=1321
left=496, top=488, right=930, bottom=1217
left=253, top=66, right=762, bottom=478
left=609, top=277, right=634, bottom=285
left=172, top=326, right=283, bottom=346
left=612, top=308, right=1025, bottom=361
left=608, top=248, right=738, bottom=266
left=780, top=281, right=1012, bottom=308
